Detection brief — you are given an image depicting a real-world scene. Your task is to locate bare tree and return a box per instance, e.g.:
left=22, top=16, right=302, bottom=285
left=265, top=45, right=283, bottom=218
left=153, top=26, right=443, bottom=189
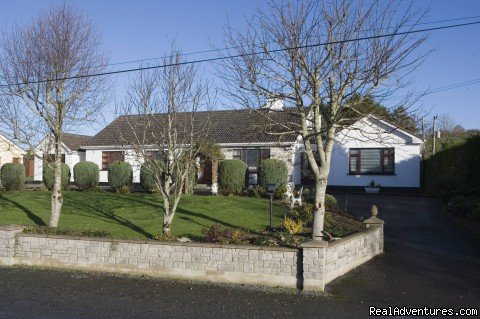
left=0, top=4, right=109, bottom=227
left=220, top=0, right=428, bottom=240
left=117, top=49, right=211, bottom=235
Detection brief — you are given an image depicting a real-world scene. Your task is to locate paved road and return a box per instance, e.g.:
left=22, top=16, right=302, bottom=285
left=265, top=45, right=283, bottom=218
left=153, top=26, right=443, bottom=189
left=0, top=194, right=479, bottom=318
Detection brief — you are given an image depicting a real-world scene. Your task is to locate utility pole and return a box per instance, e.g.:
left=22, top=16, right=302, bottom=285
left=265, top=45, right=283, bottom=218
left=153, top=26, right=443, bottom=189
left=432, top=115, right=438, bottom=155
left=422, top=116, right=426, bottom=141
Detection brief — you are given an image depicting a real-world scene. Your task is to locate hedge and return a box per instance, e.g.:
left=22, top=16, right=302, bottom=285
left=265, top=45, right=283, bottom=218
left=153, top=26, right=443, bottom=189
left=218, top=159, right=248, bottom=195
left=73, top=161, right=99, bottom=191
left=423, top=136, right=480, bottom=198
left=108, top=161, right=133, bottom=192
left=258, top=159, right=288, bottom=195
left=0, top=163, right=25, bottom=190
left=43, top=163, right=71, bottom=190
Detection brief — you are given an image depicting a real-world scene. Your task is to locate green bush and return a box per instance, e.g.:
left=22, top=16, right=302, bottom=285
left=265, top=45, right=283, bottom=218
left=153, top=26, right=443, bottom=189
left=73, top=161, right=99, bottom=191
left=43, top=162, right=71, bottom=190
left=22, top=226, right=111, bottom=238
left=290, top=203, right=314, bottom=225
left=0, top=163, right=25, bottom=190
left=140, top=159, right=165, bottom=192
left=184, top=162, right=198, bottom=195
left=258, top=159, right=288, bottom=198
left=325, top=194, right=337, bottom=212
left=108, top=161, right=133, bottom=192
left=218, top=159, right=248, bottom=195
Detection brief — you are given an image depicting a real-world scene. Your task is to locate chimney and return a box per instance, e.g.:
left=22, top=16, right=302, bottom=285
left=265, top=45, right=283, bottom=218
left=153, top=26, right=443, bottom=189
left=262, top=97, right=284, bottom=111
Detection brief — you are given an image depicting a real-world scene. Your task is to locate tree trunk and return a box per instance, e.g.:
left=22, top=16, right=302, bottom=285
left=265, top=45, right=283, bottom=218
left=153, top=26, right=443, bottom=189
left=48, top=138, right=63, bottom=227
left=162, top=211, right=174, bottom=235
left=312, top=178, right=327, bottom=240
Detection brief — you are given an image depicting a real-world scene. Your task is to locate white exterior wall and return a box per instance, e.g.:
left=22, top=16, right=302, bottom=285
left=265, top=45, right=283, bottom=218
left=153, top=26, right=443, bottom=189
left=328, top=141, right=421, bottom=188
left=85, top=149, right=142, bottom=183
left=326, top=118, right=422, bottom=188
left=33, top=150, right=84, bottom=182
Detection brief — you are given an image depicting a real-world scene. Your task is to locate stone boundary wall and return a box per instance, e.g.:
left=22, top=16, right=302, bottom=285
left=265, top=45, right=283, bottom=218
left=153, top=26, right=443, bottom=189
left=325, top=226, right=383, bottom=284
left=0, top=219, right=383, bottom=291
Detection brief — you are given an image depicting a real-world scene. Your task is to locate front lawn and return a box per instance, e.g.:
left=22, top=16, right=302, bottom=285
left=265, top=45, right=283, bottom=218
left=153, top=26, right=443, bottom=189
left=0, top=190, right=286, bottom=240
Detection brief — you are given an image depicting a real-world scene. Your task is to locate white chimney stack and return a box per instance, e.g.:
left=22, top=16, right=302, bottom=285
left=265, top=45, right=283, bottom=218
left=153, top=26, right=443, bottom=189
left=263, top=98, right=284, bottom=111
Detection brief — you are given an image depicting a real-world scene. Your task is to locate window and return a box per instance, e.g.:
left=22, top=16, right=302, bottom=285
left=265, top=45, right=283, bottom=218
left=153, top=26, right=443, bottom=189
left=43, top=154, right=65, bottom=163
left=232, top=148, right=270, bottom=168
left=145, top=150, right=161, bottom=160
left=102, top=151, right=125, bottom=170
left=349, top=148, right=394, bottom=175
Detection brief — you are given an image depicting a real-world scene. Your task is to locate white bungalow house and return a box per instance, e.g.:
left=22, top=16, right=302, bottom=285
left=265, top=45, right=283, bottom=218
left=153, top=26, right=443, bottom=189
left=33, top=109, right=423, bottom=191
left=0, top=133, right=26, bottom=168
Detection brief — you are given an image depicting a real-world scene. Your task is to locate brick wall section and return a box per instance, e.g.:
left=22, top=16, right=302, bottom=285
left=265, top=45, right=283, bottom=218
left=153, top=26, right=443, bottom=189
left=325, top=226, right=383, bottom=284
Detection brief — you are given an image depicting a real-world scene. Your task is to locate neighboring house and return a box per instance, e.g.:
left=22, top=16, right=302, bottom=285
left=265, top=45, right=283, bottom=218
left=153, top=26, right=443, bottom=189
left=33, top=133, right=91, bottom=182
left=32, top=109, right=423, bottom=191
left=0, top=133, right=25, bottom=168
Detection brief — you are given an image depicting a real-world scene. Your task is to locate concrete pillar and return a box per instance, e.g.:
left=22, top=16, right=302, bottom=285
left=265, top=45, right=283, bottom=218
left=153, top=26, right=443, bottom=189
left=363, top=205, right=385, bottom=252
left=0, top=225, right=24, bottom=265
left=300, top=240, right=329, bottom=291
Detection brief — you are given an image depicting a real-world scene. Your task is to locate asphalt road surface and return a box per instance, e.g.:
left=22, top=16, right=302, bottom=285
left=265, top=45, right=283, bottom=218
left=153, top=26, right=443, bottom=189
left=0, top=194, right=479, bottom=318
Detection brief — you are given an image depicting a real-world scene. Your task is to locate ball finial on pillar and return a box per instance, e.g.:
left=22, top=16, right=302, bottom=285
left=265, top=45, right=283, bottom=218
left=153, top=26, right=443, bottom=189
left=371, top=205, right=378, bottom=217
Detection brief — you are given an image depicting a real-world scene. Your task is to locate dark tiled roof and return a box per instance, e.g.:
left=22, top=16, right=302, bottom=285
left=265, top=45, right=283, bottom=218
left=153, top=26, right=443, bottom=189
left=62, top=133, right=92, bottom=151
left=87, top=109, right=301, bottom=147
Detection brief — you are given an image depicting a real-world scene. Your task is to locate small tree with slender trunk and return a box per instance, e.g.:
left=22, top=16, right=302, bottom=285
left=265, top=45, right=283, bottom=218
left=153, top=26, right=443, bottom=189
left=220, top=0, right=429, bottom=240
left=117, top=48, right=212, bottom=235
left=0, top=4, right=109, bottom=227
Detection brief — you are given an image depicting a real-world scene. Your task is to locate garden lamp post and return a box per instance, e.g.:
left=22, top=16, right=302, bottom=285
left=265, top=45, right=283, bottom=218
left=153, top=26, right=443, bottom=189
left=266, top=183, right=276, bottom=231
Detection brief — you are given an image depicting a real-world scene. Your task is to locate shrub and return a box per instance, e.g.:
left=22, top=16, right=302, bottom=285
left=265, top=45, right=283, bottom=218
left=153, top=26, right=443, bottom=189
left=218, top=159, right=248, bottom=195
left=290, top=203, right=314, bottom=224
left=22, top=226, right=111, bottom=238
left=140, top=159, right=165, bottom=193
left=0, top=163, right=26, bottom=190
left=184, top=162, right=198, bottom=195
left=153, top=233, right=178, bottom=242
left=258, top=159, right=288, bottom=198
left=108, top=161, right=133, bottom=192
left=283, top=216, right=303, bottom=235
left=43, top=163, right=71, bottom=191
left=325, top=194, right=337, bottom=212
left=250, top=185, right=265, bottom=198
left=73, top=161, right=99, bottom=191
left=201, top=224, right=249, bottom=244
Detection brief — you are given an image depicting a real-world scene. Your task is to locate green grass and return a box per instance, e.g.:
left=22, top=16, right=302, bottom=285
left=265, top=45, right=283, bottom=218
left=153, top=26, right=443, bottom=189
left=0, top=190, right=286, bottom=240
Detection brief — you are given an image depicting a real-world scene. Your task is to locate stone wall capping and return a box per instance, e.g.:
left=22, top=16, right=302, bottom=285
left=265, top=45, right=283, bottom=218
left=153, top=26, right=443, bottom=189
left=0, top=225, right=25, bottom=231
left=301, top=240, right=329, bottom=248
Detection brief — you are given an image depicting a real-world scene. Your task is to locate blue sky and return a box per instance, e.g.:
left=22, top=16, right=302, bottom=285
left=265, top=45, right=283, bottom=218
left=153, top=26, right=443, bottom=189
left=1, top=0, right=480, bottom=134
